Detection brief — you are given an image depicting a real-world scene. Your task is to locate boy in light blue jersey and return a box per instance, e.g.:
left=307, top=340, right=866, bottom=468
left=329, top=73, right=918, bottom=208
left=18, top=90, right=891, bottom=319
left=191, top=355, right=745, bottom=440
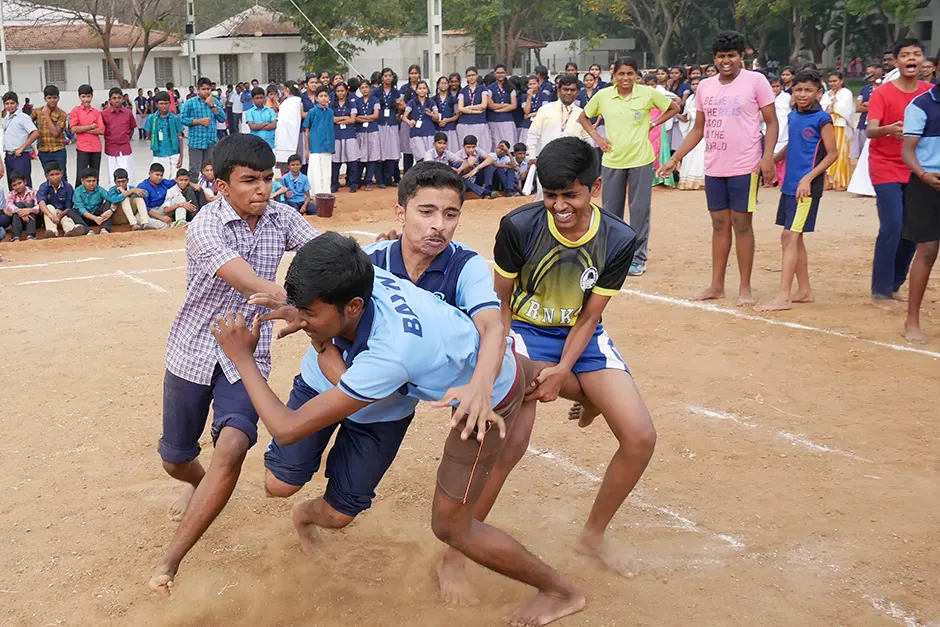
left=214, top=231, right=586, bottom=627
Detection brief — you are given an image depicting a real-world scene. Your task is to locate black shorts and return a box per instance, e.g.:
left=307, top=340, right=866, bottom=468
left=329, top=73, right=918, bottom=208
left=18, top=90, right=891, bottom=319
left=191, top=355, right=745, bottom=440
left=903, top=174, right=940, bottom=243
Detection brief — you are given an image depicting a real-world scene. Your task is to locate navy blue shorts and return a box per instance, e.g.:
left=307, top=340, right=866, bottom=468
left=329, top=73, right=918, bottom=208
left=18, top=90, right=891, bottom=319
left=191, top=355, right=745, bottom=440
left=705, top=172, right=759, bottom=213
left=264, top=374, right=414, bottom=517
left=159, top=365, right=260, bottom=464
left=509, top=321, right=630, bottom=375
left=776, top=194, right=820, bottom=233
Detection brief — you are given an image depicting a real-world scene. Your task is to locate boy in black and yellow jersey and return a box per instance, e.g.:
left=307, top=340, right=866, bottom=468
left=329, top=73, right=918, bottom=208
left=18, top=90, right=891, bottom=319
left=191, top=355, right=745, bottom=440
left=446, top=137, right=656, bottom=584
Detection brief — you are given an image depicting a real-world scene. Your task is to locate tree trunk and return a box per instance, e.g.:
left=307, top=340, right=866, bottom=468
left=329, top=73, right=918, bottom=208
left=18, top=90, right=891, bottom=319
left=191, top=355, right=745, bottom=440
left=790, top=9, right=803, bottom=63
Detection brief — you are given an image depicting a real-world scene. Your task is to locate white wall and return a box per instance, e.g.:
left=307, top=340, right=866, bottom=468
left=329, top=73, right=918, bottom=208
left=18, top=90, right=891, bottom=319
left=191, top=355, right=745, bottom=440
left=194, top=36, right=305, bottom=83
left=537, top=38, right=637, bottom=74
left=347, top=35, right=474, bottom=79
left=9, top=50, right=188, bottom=109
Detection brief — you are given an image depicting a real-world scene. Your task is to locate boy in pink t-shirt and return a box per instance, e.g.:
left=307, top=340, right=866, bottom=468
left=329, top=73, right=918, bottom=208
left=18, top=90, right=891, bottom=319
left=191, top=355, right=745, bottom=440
left=68, top=84, right=105, bottom=181
left=660, top=30, right=778, bottom=306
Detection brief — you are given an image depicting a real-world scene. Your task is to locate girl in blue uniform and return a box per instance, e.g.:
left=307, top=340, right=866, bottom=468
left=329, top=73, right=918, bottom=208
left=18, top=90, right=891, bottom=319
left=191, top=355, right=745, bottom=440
left=577, top=72, right=605, bottom=166
left=356, top=80, right=381, bottom=190
left=399, top=64, right=422, bottom=175
left=331, top=82, right=360, bottom=193
left=486, top=63, right=518, bottom=152
left=433, top=76, right=460, bottom=149
left=403, top=80, right=439, bottom=161
left=457, top=66, right=490, bottom=150
left=376, top=68, right=400, bottom=187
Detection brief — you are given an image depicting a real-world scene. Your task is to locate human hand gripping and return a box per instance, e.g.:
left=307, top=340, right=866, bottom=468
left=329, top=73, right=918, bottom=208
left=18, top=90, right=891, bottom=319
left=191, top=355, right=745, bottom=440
left=211, top=312, right=261, bottom=364
left=524, top=364, right=569, bottom=403
left=432, top=381, right=506, bottom=443
left=249, top=292, right=306, bottom=339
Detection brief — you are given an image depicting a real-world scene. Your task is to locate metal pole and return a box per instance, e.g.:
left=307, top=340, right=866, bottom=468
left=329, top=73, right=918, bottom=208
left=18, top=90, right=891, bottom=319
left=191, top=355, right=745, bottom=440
left=839, top=5, right=848, bottom=76
left=427, top=0, right=441, bottom=77
left=187, top=0, right=198, bottom=84
left=0, top=0, right=9, bottom=90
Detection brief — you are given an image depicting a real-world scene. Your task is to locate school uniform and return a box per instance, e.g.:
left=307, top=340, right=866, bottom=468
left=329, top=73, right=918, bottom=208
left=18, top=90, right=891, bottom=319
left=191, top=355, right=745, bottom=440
left=492, top=153, right=518, bottom=194
left=406, top=97, right=439, bottom=160
left=457, top=84, right=490, bottom=150
left=2, top=109, right=37, bottom=189
left=303, top=105, right=335, bottom=196
left=456, top=148, right=494, bottom=197
left=399, top=84, right=419, bottom=169
left=277, top=171, right=312, bottom=213
left=356, top=94, right=382, bottom=186
left=433, top=92, right=460, bottom=149
left=376, top=86, right=401, bottom=184
left=332, top=97, right=360, bottom=191
left=487, top=81, right=517, bottom=152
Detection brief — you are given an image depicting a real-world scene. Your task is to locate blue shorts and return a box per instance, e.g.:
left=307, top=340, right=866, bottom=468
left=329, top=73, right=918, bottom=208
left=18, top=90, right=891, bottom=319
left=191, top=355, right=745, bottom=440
left=159, top=365, right=260, bottom=464
left=776, top=194, right=820, bottom=233
left=264, top=375, right=414, bottom=517
left=705, top=172, right=759, bottom=213
left=509, top=321, right=629, bottom=375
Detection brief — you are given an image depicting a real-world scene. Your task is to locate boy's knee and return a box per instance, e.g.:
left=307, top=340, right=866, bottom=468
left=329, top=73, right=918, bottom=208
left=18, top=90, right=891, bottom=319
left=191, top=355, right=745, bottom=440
left=730, top=214, right=753, bottom=235
left=920, top=242, right=939, bottom=264
left=616, top=414, right=657, bottom=458
left=431, top=501, right=469, bottom=548
left=212, top=430, right=250, bottom=472
left=264, top=470, right=302, bottom=498
left=709, top=213, right=731, bottom=233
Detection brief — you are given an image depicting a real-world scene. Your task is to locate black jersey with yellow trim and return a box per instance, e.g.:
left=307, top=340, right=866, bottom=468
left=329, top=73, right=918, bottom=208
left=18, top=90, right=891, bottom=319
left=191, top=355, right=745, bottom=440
left=493, top=201, right=637, bottom=328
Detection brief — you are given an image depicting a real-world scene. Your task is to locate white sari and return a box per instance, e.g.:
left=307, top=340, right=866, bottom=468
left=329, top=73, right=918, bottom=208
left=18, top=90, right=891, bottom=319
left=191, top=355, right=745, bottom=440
left=274, top=95, right=303, bottom=163
left=847, top=69, right=899, bottom=197
left=678, top=93, right=705, bottom=190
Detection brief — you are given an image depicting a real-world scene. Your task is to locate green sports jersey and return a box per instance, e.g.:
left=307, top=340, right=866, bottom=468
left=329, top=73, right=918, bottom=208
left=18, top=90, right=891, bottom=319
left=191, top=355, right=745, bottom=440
left=493, top=202, right=636, bottom=327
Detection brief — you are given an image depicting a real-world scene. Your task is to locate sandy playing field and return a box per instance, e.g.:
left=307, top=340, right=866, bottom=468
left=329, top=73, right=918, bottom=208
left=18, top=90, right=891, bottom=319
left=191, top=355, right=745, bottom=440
left=1, top=184, right=937, bottom=627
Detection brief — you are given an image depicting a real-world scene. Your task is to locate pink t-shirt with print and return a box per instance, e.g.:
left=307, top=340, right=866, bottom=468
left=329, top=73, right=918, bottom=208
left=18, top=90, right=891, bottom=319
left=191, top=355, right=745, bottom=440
left=695, top=69, right=775, bottom=177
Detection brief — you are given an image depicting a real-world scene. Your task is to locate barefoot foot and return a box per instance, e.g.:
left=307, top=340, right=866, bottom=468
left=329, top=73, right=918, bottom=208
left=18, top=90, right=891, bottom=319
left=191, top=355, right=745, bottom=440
left=737, top=289, right=756, bottom=307
left=872, top=298, right=902, bottom=312
left=692, top=286, right=725, bottom=301
left=508, top=588, right=586, bottom=627
left=148, top=563, right=178, bottom=596
left=755, top=297, right=792, bottom=312
left=436, top=549, right=479, bottom=606
left=291, top=502, right=324, bottom=557
left=792, top=291, right=814, bottom=304
left=567, top=402, right=601, bottom=428
left=893, top=291, right=908, bottom=303
left=904, top=323, right=929, bottom=345
left=575, top=532, right=637, bottom=579
left=168, top=484, right=196, bottom=522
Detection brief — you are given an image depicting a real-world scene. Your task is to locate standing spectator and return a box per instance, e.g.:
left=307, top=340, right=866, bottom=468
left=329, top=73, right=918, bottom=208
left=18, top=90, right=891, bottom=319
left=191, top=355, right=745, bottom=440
left=245, top=87, right=277, bottom=149
left=4, top=172, right=39, bottom=241
left=186, top=86, right=197, bottom=101
left=274, top=82, right=303, bottom=172
left=32, top=85, right=68, bottom=182
left=820, top=72, right=853, bottom=191
left=230, top=84, right=245, bottom=134
left=3, top=91, right=39, bottom=189
left=180, top=77, right=226, bottom=175
left=167, top=82, right=179, bottom=114
left=144, top=91, right=184, bottom=175
left=37, top=161, right=85, bottom=237
left=101, top=87, right=137, bottom=187
left=900, top=80, right=940, bottom=343
left=527, top=75, right=591, bottom=199
left=69, top=84, right=105, bottom=180
left=21, top=98, right=33, bottom=116
left=851, top=66, right=882, bottom=171
left=302, top=86, right=334, bottom=197
left=866, top=38, right=932, bottom=309
left=135, top=89, right=149, bottom=139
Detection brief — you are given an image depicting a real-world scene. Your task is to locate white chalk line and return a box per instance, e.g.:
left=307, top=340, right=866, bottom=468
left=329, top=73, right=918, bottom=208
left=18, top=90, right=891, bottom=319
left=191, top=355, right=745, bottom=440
left=526, top=445, right=744, bottom=550
left=3, top=266, right=181, bottom=289
left=867, top=596, right=932, bottom=627
left=116, top=270, right=170, bottom=293
left=687, top=406, right=872, bottom=463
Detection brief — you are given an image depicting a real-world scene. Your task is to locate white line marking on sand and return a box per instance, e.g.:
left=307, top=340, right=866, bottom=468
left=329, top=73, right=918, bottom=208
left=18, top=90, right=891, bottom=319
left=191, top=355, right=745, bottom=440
left=0, top=256, right=106, bottom=270
left=526, top=445, right=745, bottom=549
left=687, top=406, right=759, bottom=428
left=2, top=266, right=181, bottom=288
left=116, top=270, right=169, bottom=293
left=868, top=597, right=930, bottom=627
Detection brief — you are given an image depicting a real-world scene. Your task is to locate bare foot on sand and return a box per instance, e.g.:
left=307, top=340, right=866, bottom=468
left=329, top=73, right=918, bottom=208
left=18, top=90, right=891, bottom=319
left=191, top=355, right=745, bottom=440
left=904, top=323, right=929, bottom=345
left=291, top=502, right=323, bottom=557
left=168, top=484, right=196, bottom=522
left=436, top=549, right=479, bottom=606
left=893, top=291, right=908, bottom=303
left=872, top=298, right=902, bottom=312
left=575, top=532, right=637, bottom=579
left=792, top=291, right=814, bottom=304
left=755, top=297, right=791, bottom=312
left=737, top=289, right=756, bottom=307
left=693, top=286, right=725, bottom=301
left=508, top=588, right=586, bottom=627
left=567, top=402, right=601, bottom=428
left=148, top=563, right=178, bottom=596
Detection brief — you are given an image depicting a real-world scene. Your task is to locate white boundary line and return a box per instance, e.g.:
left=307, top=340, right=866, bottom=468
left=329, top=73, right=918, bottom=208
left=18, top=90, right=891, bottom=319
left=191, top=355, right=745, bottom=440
left=116, top=270, right=170, bottom=293
left=867, top=596, right=930, bottom=627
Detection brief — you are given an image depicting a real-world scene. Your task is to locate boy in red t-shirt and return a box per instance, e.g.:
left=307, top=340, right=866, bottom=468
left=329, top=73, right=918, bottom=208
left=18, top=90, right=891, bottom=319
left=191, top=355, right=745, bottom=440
left=866, top=38, right=932, bottom=309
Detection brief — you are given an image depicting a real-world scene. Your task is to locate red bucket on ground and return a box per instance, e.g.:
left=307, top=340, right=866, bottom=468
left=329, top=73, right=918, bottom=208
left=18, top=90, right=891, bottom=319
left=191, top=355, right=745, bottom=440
left=315, top=194, right=336, bottom=218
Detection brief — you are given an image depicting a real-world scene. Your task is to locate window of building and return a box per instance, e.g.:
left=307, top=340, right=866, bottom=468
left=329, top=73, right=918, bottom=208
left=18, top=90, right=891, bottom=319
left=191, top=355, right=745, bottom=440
left=266, top=53, right=286, bottom=84
left=44, top=60, right=67, bottom=89
left=219, top=54, right=239, bottom=85
left=102, top=57, right=123, bottom=88
left=915, top=21, right=932, bottom=43
left=154, top=57, right=174, bottom=88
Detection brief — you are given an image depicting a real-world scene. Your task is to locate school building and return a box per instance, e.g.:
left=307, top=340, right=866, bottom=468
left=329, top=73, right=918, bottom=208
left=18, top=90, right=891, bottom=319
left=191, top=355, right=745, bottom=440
left=535, top=38, right=639, bottom=74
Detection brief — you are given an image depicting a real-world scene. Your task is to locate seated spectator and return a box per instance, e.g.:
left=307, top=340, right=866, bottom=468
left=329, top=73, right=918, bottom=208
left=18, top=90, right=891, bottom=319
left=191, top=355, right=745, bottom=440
left=109, top=167, right=161, bottom=230
left=272, top=154, right=311, bottom=213
left=0, top=187, right=9, bottom=241
left=37, top=162, right=85, bottom=237
left=492, top=140, right=521, bottom=197
left=161, top=168, right=204, bottom=226
left=198, top=162, right=219, bottom=203
left=512, top=142, right=531, bottom=193
left=423, top=132, right=464, bottom=168
left=455, top=134, right=495, bottom=199
left=137, top=162, right=177, bottom=228
left=72, top=168, right=114, bottom=235
left=4, top=172, right=39, bottom=241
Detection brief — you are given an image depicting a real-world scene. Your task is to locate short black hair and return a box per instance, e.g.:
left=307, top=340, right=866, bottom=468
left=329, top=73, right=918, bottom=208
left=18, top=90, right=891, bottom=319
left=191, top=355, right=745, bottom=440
left=44, top=161, right=63, bottom=174
left=285, top=232, right=375, bottom=312
left=893, top=37, right=924, bottom=58
left=213, top=133, right=276, bottom=183
left=315, top=86, right=330, bottom=97
left=79, top=168, right=98, bottom=181
left=149, top=163, right=165, bottom=175
left=536, top=136, right=598, bottom=190
left=398, top=160, right=466, bottom=207
left=78, top=84, right=93, bottom=96
left=288, top=154, right=301, bottom=164
left=43, top=85, right=59, bottom=98
left=2, top=91, right=18, bottom=104
left=792, top=69, right=823, bottom=90
left=494, top=63, right=507, bottom=72
left=113, top=168, right=128, bottom=180
left=462, top=134, right=477, bottom=147
left=154, top=91, right=170, bottom=103
left=712, top=30, right=746, bottom=55
left=251, top=87, right=265, bottom=97
left=513, top=142, right=526, bottom=152
left=497, top=140, right=511, bottom=150
left=177, top=168, right=190, bottom=178
left=9, top=171, right=25, bottom=184
left=612, top=57, right=639, bottom=74
left=108, top=87, right=123, bottom=98
left=565, top=62, right=578, bottom=71
left=557, top=74, right=579, bottom=88
left=434, top=131, right=447, bottom=143
left=197, top=77, right=212, bottom=87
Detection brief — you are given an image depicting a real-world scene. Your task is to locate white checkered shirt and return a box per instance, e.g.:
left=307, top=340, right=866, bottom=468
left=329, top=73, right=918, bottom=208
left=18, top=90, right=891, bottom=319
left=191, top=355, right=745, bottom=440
left=165, top=197, right=319, bottom=385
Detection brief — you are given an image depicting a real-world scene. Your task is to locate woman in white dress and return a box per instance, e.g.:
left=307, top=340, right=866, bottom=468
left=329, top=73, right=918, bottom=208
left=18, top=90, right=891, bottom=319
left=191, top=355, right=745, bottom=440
left=677, top=77, right=705, bottom=190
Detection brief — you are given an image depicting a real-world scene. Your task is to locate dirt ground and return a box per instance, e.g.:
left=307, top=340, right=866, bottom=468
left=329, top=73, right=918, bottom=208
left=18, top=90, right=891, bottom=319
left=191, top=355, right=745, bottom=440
left=1, top=184, right=937, bottom=627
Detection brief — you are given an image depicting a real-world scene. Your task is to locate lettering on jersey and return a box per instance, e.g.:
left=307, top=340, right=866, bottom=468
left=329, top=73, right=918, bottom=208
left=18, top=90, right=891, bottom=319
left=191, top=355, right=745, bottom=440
left=433, top=292, right=446, bottom=302
left=379, top=276, right=400, bottom=290
left=523, top=300, right=579, bottom=324
left=579, top=266, right=598, bottom=290
left=390, top=293, right=423, bottom=337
